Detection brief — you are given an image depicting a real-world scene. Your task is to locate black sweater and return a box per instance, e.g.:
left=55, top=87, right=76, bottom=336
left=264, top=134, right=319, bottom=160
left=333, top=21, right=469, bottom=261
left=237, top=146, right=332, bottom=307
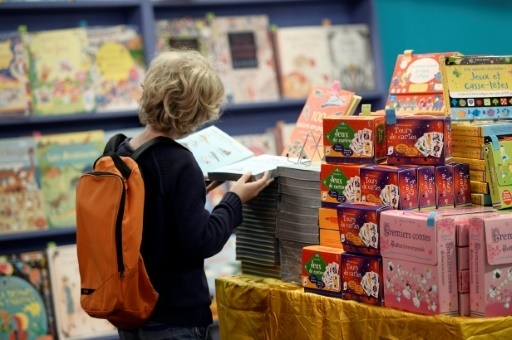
left=117, top=137, right=243, bottom=327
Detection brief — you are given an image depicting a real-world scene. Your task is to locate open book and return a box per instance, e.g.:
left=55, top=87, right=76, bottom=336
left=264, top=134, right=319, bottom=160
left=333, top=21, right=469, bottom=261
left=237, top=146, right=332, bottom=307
left=207, top=154, right=294, bottom=181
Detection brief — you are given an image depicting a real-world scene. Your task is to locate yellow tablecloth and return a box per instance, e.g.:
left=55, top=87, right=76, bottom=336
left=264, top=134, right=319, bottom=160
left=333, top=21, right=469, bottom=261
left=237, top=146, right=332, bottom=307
left=215, top=274, right=512, bottom=339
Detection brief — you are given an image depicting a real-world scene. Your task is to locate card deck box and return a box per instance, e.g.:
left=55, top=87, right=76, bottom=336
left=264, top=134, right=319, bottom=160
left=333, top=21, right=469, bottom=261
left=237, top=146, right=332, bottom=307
left=386, top=115, right=452, bottom=166
left=341, top=253, right=383, bottom=306
left=320, top=163, right=366, bottom=208
left=484, top=140, right=512, bottom=209
left=450, top=162, right=471, bottom=207
left=469, top=213, right=512, bottom=317
left=320, top=229, right=343, bottom=249
left=302, top=245, right=344, bottom=298
left=435, top=165, right=455, bottom=209
left=323, top=116, right=386, bottom=164
left=337, top=202, right=392, bottom=256
left=360, top=164, right=418, bottom=210
left=380, top=210, right=458, bottom=315
left=319, top=207, right=338, bottom=230
left=399, top=165, right=436, bottom=211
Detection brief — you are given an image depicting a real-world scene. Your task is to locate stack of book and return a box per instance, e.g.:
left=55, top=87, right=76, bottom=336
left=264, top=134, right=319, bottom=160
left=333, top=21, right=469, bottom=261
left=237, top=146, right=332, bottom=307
left=275, top=162, right=321, bottom=284
left=236, top=181, right=281, bottom=279
left=451, top=121, right=512, bottom=206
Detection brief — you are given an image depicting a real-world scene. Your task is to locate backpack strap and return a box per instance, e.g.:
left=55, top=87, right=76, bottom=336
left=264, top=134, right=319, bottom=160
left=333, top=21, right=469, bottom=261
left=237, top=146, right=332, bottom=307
left=104, top=133, right=128, bottom=154
left=132, top=136, right=175, bottom=161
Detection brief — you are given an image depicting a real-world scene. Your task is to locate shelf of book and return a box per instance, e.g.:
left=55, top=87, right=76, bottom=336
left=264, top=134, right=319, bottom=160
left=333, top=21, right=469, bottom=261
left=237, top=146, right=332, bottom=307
left=0, top=1, right=140, bottom=10
left=0, top=227, right=76, bottom=254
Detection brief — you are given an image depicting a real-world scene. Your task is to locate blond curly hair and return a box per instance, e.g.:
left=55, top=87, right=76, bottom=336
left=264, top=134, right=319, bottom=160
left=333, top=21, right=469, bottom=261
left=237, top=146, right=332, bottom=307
left=138, top=50, right=224, bottom=138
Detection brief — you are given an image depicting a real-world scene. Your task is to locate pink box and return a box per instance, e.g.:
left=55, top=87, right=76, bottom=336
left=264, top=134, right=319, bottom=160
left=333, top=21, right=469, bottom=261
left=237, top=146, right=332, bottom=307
left=457, top=247, right=469, bottom=271
left=458, top=269, right=469, bottom=293
left=469, top=213, right=512, bottom=317
left=380, top=210, right=458, bottom=315
left=459, top=293, right=470, bottom=316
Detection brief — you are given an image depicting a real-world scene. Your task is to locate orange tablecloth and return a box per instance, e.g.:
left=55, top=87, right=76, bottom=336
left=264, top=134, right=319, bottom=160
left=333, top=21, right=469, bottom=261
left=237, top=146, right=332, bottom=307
left=215, top=274, right=512, bottom=339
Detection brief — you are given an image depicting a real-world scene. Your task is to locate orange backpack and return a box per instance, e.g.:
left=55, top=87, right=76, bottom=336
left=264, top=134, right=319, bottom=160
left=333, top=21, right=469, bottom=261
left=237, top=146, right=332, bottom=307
left=76, top=134, right=171, bottom=329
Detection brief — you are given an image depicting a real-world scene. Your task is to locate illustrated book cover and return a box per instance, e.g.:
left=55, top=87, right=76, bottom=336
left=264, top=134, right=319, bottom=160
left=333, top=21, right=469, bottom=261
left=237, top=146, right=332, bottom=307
left=86, top=25, right=145, bottom=113
left=210, top=14, right=280, bottom=103
left=0, top=250, right=55, bottom=339
left=47, top=244, right=117, bottom=340
left=385, top=50, right=460, bottom=115
left=24, top=27, right=95, bottom=116
left=154, top=17, right=212, bottom=55
left=207, top=154, right=291, bottom=181
left=441, top=55, right=512, bottom=121
left=0, top=136, right=48, bottom=235
left=35, top=130, right=104, bottom=229
left=0, top=30, right=31, bottom=117
left=484, top=139, right=512, bottom=209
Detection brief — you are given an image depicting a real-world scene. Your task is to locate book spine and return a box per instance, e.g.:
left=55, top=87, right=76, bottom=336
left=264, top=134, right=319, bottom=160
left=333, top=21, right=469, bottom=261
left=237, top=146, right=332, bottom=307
left=452, top=157, right=486, bottom=171
left=484, top=148, right=501, bottom=208
left=451, top=135, right=485, bottom=147
left=452, top=147, right=485, bottom=160
left=469, top=170, right=487, bottom=182
left=470, top=193, right=492, bottom=206
left=451, top=124, right=481, bottom=137
left=470, top=180, right=489, bottom=194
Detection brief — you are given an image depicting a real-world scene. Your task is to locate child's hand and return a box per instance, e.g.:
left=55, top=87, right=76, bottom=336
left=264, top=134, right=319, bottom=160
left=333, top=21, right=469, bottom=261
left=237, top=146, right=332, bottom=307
left=229, top=171, right=274, bottom=204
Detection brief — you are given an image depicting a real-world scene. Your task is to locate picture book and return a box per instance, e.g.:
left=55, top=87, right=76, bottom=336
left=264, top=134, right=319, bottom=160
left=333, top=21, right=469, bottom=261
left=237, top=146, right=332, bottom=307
left=86, top=25, right=145, bottom=113
left=25, top=27, right=95, bottom=116
left=451, top=120, right=512, bottom=137
left=47, top=244, right=117, bottom=340
left=385, top=50, right=460, bottom=115
left=441, top=55, right=512, bottom=121
left=207, top=154, right=290, bottom=181
left=0, top=250, right=55, bottom=339
left=282, top=84, right=356, bottom=161
left=232, top=130, right=278, bottom=156
left=274, top=25, right=333, bottom=99
left=211, top=14, right=280, bottom=103
left=484, top=140, right=512, bottom=209
left=154, top=17, right=212, bottom=56
left=328, top=24, right=376, bottom=92
left=0, top=136, right=48, bottom=235
left=0, top=30, right=31, bottom=117
left=177, top=125, right=255, bottom=175
left=35, top=130, right=104, bottom=229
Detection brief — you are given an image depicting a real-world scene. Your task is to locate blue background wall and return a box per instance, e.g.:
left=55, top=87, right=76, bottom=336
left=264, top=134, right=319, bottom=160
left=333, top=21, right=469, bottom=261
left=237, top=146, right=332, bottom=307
left=375, top=0, right=511, bottom=86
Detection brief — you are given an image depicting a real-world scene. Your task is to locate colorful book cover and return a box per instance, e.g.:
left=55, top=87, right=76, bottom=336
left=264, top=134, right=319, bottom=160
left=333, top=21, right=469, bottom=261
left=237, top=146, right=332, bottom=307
left=328, top=24, right=376, bottom=92
left=25, top=27, right=95, bottom=116
left=484, top=140, right=512, bottom=209
left=0, top=30, right=31, bottom=117
left=86, top=25, right=145, bottom=113
left=35, top=130, right=104, bottom=228
left=451, top=120, right=512, bottom=137
left=282, top=85, right=355, bottom=161
left=211, top=15, right=280, bottom=103
left=47, top=244, right=117, bottom=340
left=274, top=25, right=332, bottom=99
left=154, top=17, right=212, bottom=56
left=385, top=51, right=460, bottom=114
left=0, top=250, right=55, bottom=339
left=441, top=55, right=512, bottom=121
left=177, top=125, right=255, bottom=175
left=232, top=130, right=278, bottom=156
left=0, top=136, right=48, bottom=235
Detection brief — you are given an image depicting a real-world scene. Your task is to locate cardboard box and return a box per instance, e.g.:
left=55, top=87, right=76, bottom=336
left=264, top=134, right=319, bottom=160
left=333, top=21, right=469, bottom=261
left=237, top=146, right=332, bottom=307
left=337, top=202, right=392, bottom=256
left=319, top=207, right=338, bottom=230
left=380, top=210, right=458, bottom=315
left=469, top=213, right=512, bottom=317
left=342, top=253, right=383, bottom=306
left=484, top=140, right=512, bottom=209
left=459, top=292, right=470, bottom=316
left=360, top=164, right=418, bottom=210
left=320, top=228, right=343, bottom=249
left=320, top=163, right=366, bottom=208
left=399, top=165, right=436, bottom=211
left=386, top=115, right=452, bottom=166
left=435, top=165, right=455, bottom=209
left=451, top=162, right=472, bottom=207
left=323, top=116, right=386, bottom=164
left=302, top=245, right=343, bottom=298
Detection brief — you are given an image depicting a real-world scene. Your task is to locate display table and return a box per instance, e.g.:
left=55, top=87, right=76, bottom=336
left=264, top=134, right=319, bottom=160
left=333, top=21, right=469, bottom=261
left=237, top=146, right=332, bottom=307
left=215, top=274, right=512, bottom=339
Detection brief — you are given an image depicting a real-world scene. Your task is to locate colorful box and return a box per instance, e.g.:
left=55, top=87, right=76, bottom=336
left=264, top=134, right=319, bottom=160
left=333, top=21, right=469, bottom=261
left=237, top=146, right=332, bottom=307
left=323, top=116, right=386, bottom=164
left=380, top=210, right=458, bottom=315
left=360, top=164, right=418, bottom=210
left=320, top=163, right=365, bottom=208
left=435, top=164, right=454, bottom=209
left=319, top=207, right=338, bottom=230
left=337, top=202, right=392, bottom=256
left=469, top=213, right=512, bottom=317
left=302, top=245, right=344, bottom=298
left=484, top=140, right=512, bottom=209
left=341, top=253, right=383, bottom=306
left=399, top=165, right=436, bottom=211
left=450, top=162, right=471, bottom=207
left=386, top=115, right=452, bottom=166
left=459, top=293, right=470, bottom=316
left=458, top=269, right=469, bottom=293
left=320, top=229, right=343, bottom=249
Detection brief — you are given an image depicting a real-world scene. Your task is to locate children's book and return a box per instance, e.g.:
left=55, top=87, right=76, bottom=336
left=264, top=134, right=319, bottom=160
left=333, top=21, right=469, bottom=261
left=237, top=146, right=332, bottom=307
left=210, top=14, right=280, bottom=103
left=328, top=24, right=376, bottom=92
left=232, top=130, right=278, bottom=156
left=441, top=55, right=512, bottom=121
left=274, top=25, right=333, bottom=99
left=47, top=244, right=117, bottom=340
left=385, top=50, right=460, bottom=115
left=282, top=84, right=356, bottom=161
left=0, top=30, right=31, bottom=117
left=0, top=136, right=48, bottom=235
left=154, top=17, right=212, bottom=56
left=484, top=140, right=512, bottom=209
left=86, top=25, right=145, bottom=113
left=177, top=125, right=255, bottom=175
left=25, top=27, right=95, bottom=116
left=451, top=121, right=512, bottom=137
left=35, top=130, right=104, bottom=229
left=207, top=154, right=291, bottom=181
left=0, top=250, right=56, bottom=339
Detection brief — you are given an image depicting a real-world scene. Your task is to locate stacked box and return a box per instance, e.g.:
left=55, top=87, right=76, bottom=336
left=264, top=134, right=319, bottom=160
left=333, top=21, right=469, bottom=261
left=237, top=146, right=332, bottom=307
left=302, top=245, right=344, bottom=298
left=341, top=253, right=383, bottom=306
left=435, top=164, right=455, bottom=209
left=450, top=162, right=472, bottom=207
left=320, top=163, right=366, bottom=208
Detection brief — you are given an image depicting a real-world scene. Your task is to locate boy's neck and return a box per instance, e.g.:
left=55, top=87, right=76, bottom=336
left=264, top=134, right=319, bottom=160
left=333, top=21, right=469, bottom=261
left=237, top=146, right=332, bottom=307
left=129, top=125, right=175, bottom=149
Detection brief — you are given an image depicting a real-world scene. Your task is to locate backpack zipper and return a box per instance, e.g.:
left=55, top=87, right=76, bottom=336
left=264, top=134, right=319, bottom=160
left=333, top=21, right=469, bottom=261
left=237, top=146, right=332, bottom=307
left=90, top=171, right=126, bottom=278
